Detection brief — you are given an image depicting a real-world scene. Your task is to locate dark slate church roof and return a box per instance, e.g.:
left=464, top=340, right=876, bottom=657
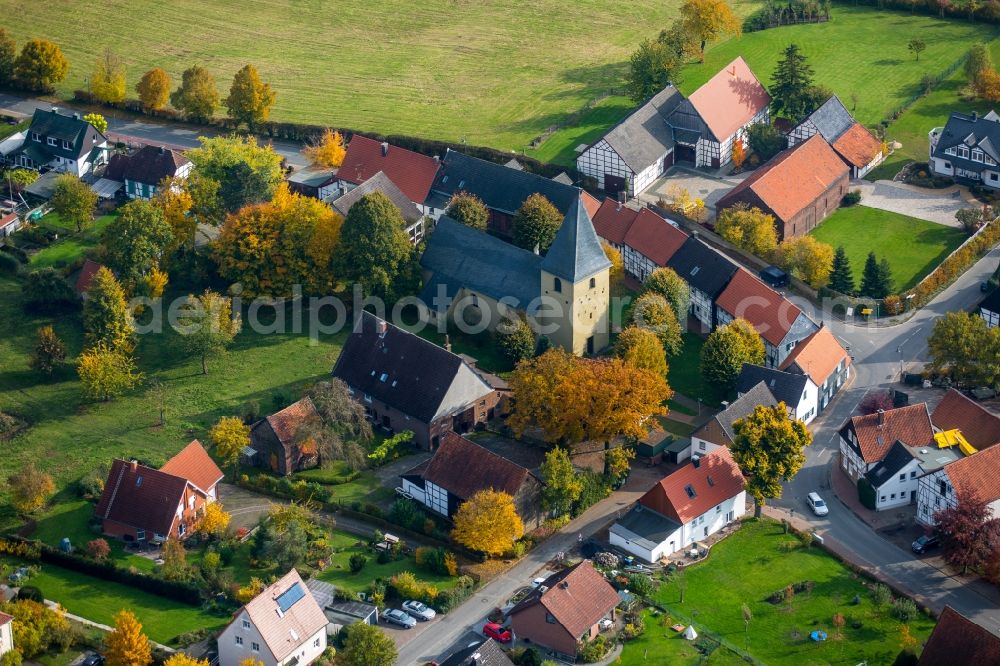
left=599, top=86, right=684, bottom=173
left=665, top=237, right=738, bottom=299
left=931, top=110, right=1000, bottom=168
left=540, top=196, right=612, bottom=282
left=735, top=364, right=809, bottom=409
left=805, top=96, right=856, bottom=143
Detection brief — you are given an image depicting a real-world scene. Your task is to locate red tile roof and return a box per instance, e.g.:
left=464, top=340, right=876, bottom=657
left=339, top=135, right=440, bottom=203
left=241, top=569, right=328, bottom=661
left=95, top=459, right=188, bottom=536
left=622, top=208, right=688, bottom=266
left=509, top=560, right=619, bottom=638
left=842, top=403, right=934, bottom=464
left=581, top=191, right=602, bottom=219
left=715, top=268, right=803, bottom=346
left=918, top=606, right=1000, bottom=666
left=943, top=444, right=1000, bottom=504
left=160, top=440, right=224, bottom=495
left=421, top=432, right=531, bottom=501
left=592, top=198, right=638, bottom=246
left=75, top=259, right=104, bottom=296
left=0, top=611, right=11, bottom=626
left=831, top=122, right=882, bottom=169
left=688, top=57, right=771, bottom=141
left=639, top=447, right=745, bottom=524
left=779, top=326, right=850, bottom=385
left=266, top=397, right=320, bottom=446
left=931, top=389, right=1000, bottom=451
left=718, top=134, right=849, bottom=223
left=0, top=212, right=17, bottom=230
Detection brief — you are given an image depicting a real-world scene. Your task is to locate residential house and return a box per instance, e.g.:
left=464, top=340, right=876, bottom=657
left=917, top=606, right=1000, bottom=666
left=917, top=442, right=1000, bottom=526
left=0, top=211, right=20, bottom=237
left=778, top=325, right=851, bottom=412
left=428, top=148, right=586, bottom=238
left=980, top=288, right=1000, bottom=328
left=931, top=389, right=1000, bottom=451
left=217, top=569, right=328, bottom=666
left=716, top=134, right=850, bottom=239
left=838, top=404, right=935, bottom=484
left=94, top=440, right=224, bottom=542
left=507, top=560, right=619, bottom=660
left=400, top=432, right=543, bottom=527
left=863, top=441, right=924, bottom=511
left=610, top=447, right=746, bottom=563
left=438, top=638, right=514, bottom=666
left=0, top=130, right=25, bottom=163
left=0, top=612, right=12, bottom=659
left=788, top=96, right=885, bottom=178
left=590, top=198, right=688, bottom=282
left=304, top=579, right=377, bottom=633
left=715, top=268, right=819, bottom=367
left=74, top=259, right=104, bottom=298
left=331, top=313, right=500, bottom=450
left=691, top=382, right=778, bottom=455
left=330, top=171, right=427, bottom=244
left=104, top=145, right=192, bottom=200
left=335, top=135, right=440, bottom=216
left=247, top=398, right=321, bottom=476
left=420, top=194, right=612, bottom=355
left=9, top=108, right=108, bottom=176
left=666, top=237, right=738, bottom=331
left=287, top=166, right=338, bottom=200
left=928, top=110, right=1000, bottom=188
left=575, top=85, right=685, bottom=196
left=735, top=363, right=817, bottom=424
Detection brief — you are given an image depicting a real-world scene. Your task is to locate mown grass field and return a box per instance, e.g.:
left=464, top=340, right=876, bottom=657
left=810, top=205, right=967, bottom=292
left=620, top=519, right=936, bottom=666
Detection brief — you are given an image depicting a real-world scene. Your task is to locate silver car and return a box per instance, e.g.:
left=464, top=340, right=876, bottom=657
left=383, top=608, right=417, bottom=629
left=402, top=599, right=436, bottom=621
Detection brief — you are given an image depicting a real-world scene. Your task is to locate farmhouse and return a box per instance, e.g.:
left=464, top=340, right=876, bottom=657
left=590, top=199, right=688, bottom=282
left=918, top=606, right=1000, bottom=666
left=217, top=569, right=328, bottom=666
left=331, top=313, right=500, bottom=450
left=788, top=96, right=884, bottom=178
left=246, top=397, right=321, bottom=476
left=610, top=447, right=746, bottom=563
left=507, top=560, right=619, bottom=660
left=917, top=443, right=1000, bottom=526
left=336, top=135, right=441, bottom=216
left=666, top=237, right=738, bottom=331
left=420, top=195, right=612, bottom=355
left=104, top=145, right=192, bottom=200
left=838, top=404, right=935, bottom=483
left=400, top=432, right=542, bottom=526
left=7, top=108, right=108, bottom=176
left=929, top=110, right=1000, bottom=188
left=931, top=389, right=1000, bottom=451
left=735, top=364, right=816, bottom=424
left=330, top=170, right=427, bottom=244
left=778, top=325, right=851, bottom=412
left=716, top=135, right=850, bottom=239
left=692, top=382, right=778, bottom=455
left=94, top=440, right=223, bottom=542
left=715, top=268, right=819, bottom=368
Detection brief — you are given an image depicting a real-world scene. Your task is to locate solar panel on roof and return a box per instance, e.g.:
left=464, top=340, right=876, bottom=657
left=276, top=582, right=305, bottom=612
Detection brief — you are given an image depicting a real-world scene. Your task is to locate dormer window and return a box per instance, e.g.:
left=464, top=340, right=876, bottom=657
left=62, top=140, right=71, bottom=150
left=973, top=149, right=984, bottom=162
left=47, top=137, right=57, bottom=147
left=30, top=132, right=40, bottom=142
left=958, top=146, right=970, bottom=159
left=553, top=277, right=562, bottom=293
left=684, top=484, right=696, bottom=498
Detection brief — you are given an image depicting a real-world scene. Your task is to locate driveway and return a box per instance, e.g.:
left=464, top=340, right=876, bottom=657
left=638, top=166, right=745, bottom=211
left=852, top=179, right=978, bottom=227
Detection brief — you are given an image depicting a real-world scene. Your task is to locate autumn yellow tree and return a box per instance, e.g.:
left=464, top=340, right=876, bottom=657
left=451, top=489, right=524, bottom=557
left=136, top=67, right=171, bottom=111
left=236, top=577, right=265, bottom=604
left=731, top=403, right=811, bottom=517
left=6, top=462, right=55, bottom=515
left=602, top=240, right=624, bottom=289
left=210, top=416, right=250, bottom=480
left=615, top=326, right=668, bottom=377
left=700, top=318, right=765, bottom=388
left=197, top=502, right=231, bottom=537
left=680, top=0, right=741, bottom=62
left=176, top=290, right=242, bottom=375
left=163, top=655, right=208, bottom=666
left=152, top=176, right=195, bottom=252
left=225, top=64, right=276, bottom=129
left=91, top=48, right=126, bottom=104
left=304, top=129, right=346, bottom=168
left=104, top=610, right=151, bottom=666
left=731, top=138, right=747, bottom=170
left=774, top=236, right=835, bottom=289
left=715, top=204, right=778, bottom=257
left=77, top=343, right=142, bottom=402
left=239, top=660, right=265, bottom=666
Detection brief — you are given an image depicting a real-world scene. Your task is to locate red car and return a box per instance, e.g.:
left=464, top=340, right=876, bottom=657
left=482, top=622, right=512, bottom=643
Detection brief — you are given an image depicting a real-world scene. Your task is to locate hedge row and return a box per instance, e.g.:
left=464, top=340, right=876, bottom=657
left=71, top=90, right=575, bottom=180
left=909, top=214, right=1000, bottom=308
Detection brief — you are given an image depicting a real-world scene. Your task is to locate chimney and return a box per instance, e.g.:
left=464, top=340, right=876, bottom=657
left=533, top=243, right=540, bottom=256
left=616, top=201, right=622, bottom=212
left=159, top=146, right=166, bottom=155
left=51, top=107, right=59, bottom=114
left=73, top=112, right=80, bottom=120
left=376, top=319, right=387, bottom=338
left=433, top=155, right=440, bottom=164
left=973, top=111, right=980, bottom=122
left=877, top=408, right=885, bottom=426
left=692, top=456, right=701, bottom=468
left=380, top=142, right=389, bottom=157
left=130, top=460, right=138, bottom=471
left=444, top=334, right=452, bottom=352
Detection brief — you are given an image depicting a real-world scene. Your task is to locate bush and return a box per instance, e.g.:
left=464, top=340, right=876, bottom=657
left=348, top=553, right=367, bottom=573
left=23, top=268, right=79, bottom=313
left=573, top=470, right=612, bottom=517
left=434, top=575, right=475, bottom=612
left=577, top=635, right=610, bottom=663
left=85, top=538, right=110, bottom=560
left=891, top=597, right=918, bottom=622
left=0, top=252, right=18, bottom=276
left=841, top=189, right=862, bottom=206
left=389, top=571, right=437, bottom=605
left=626, top=573, right=658, bottom=597
left=76, top=465, right=108, bottom=499
left=873, top=583, right=893, bottom=608
left=388, top=498, right=421, bottom=530
left=16, top=585, right=43, bottom=602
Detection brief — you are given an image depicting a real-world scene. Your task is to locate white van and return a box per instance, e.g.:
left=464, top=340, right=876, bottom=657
left=806, top=492, right=829, bottom=516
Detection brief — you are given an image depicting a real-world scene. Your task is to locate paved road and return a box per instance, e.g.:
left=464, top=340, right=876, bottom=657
left=0, top=93, right=307, bottom=167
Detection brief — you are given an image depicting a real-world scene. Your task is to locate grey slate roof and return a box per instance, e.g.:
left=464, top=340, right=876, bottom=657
left=431, top=149, right=579, bottom=215
left=420, top=215, right=542, bottom=306
left=540, top=196, right=612, bottom=282
left=610, top=503, right=681, bottom=553
left=805, top=96, right=856, bottom=143
left=288, top=166, right=337, bottom=188
left=331, top=171, right=423, bottom=225
left=304, top=578, right=337, bottom=609
left=931, top=110, right=1000, bottom=168
left=601, top=86, right=684, bottom=173
left=865, top=441, right=917, bottom=489
left=668, top=99, right=712, bottom=144
left=666, top=237, right=738, bottom=299
left=438, top=639, right=514, bottom=666
left=22, top=108, right=107, bottom=161
left=715, top=382, right=779, bottom=442
left=735, top=364, right=809, bottom=410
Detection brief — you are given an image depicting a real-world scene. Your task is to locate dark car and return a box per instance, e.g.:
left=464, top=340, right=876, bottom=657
left=81, top=655, right=105, bottom=666
left=912, top=534, right=940, bottom=554
left=759, top=266, right=789, bottom=289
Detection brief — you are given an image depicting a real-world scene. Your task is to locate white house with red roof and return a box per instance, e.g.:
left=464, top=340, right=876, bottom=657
left=779, top=325, right=851, bottom=412
left=917, top=443, right=1000, bottom=526
left=610, top=448, right=746, bottom=562
left=838, top=404, right=937, bottom=485
left=0, top=612, right=12, bottom=658
left=0, top=211, right=20, bottom=238
left=590, top=198, right=688, bottom=282
left=335, top=135, right=441, bottom=218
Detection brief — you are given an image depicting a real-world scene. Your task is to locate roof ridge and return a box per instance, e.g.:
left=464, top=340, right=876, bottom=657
left=103, top=460, right=128, bottom=519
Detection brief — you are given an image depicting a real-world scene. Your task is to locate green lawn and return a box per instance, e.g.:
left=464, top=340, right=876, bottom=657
left=525, top=95, right=637, bottom=167
left=29, top=213, right=115, bottom=269
left=668, top=333, right=731, bottom=408
left=0, top=120, right=28, bottom=141
left=618, top=611, right=748, bottom=666
left=317, top=530, right=458, bottom=595
left=31, top=500, right=156, bottom=572
left=676, top=7, right=996, bottom=130
left=1, top=557, right=227, bottom=645
left=810, top=205, right=967, bottom=292
left=621, top=519, right=936, bottom=666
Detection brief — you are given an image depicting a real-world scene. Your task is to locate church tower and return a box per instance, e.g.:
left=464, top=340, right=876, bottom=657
left=539, top=194, right=612, bottom=355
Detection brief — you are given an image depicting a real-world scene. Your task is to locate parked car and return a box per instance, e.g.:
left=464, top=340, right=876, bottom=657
left=806, top=492, right=829, bottom=517
left=402, top=599, right=436, bottom=621
left=483, top=622, right=512, bottom=643
left=80, top=655, right=105, bottom=666
left=759, top=265, right=789, bottom=289
left=383, top=608, right=417, bottom=629
left=530, top=577, right=546, bottom=589
left=912, top=534, right=940, bottom=554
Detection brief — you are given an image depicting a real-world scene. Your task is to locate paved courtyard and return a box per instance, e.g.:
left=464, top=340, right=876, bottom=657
left=638, top=166, right=746, bottom=212
left=853, top=179, right=978, bottom=227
